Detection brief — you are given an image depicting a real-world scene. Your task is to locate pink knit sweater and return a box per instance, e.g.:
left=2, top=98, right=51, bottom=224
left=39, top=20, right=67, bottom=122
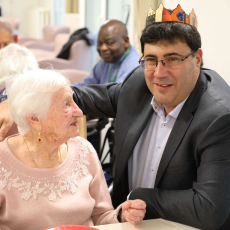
left=0, top=136, right=119, bottom=230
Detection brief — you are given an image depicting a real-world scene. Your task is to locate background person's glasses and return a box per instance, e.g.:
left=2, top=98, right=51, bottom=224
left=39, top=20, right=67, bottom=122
left=139, top=50, right=196, bottom=70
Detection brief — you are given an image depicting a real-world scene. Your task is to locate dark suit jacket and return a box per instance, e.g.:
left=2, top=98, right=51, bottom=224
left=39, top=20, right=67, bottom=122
left=72, top=67, right=230, bottom=230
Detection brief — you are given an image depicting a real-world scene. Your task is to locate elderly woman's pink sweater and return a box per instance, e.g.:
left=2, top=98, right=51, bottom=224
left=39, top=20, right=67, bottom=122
left=0, top=136, right=119, bottom=230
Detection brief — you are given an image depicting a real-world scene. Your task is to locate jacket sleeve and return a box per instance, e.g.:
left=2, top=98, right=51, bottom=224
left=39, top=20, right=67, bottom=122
left=129, top=112, right=230, bottom=230
left=71, top=82, right=121, bottom=118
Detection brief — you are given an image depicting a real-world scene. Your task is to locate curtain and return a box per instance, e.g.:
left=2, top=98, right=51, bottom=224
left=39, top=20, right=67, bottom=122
left=130, top=0, right=162, bottom=55
left=66, top=0, right=79, bottom=14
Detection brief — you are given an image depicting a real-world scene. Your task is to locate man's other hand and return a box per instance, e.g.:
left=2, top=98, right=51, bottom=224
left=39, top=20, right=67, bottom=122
left=121, top=199, right=146, bottom=225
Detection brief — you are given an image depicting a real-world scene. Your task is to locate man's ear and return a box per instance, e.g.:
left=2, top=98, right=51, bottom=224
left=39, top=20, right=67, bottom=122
left=195, top=48, right=203, bottom=68
left=124, top=36, right=130, bottom=49
left=26, top=114, right=41, bottom=131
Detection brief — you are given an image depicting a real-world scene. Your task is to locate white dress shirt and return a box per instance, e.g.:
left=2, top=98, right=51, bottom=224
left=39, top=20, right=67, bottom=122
left=128, top=96, right=188, bottom=191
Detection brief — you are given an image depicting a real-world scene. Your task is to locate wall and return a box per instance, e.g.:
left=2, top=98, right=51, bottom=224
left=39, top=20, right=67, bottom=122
left=163, top=0, right=230, bottom=84
left=0, top=0, right=39, bottom=37
left=108, top=0, right=131, bottom=27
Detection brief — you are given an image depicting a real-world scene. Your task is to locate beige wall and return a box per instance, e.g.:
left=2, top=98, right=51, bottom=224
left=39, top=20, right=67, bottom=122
left=163, top=0, right=230, bottom=84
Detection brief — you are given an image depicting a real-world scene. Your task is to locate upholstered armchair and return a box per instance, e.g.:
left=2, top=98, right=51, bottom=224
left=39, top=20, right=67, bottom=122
left=29, top=33, right=70, bottom=60
left=38, top=39, right=92, bottom=72
left=18, top=25, right=69, bottom=51
left=59, top=69, right=89, bottom=85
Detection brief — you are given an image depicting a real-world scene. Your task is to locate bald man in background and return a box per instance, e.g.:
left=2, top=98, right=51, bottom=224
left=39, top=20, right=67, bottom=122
left=74, top=20, right=139, bottom=86
left=0, top=21, right=14, bottom=50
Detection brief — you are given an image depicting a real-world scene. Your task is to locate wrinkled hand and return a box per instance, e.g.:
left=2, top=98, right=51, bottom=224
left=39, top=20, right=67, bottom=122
left=0, top=100, right=13, bottom=142
left=121, top=199, right=146, bottom=225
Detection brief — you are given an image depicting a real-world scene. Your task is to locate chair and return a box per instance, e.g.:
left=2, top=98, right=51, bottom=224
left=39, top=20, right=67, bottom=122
left=38, top=39, right=91, bottom=72
left=18, top=25, right=70, bottom=50
left=29, top=33, right=70, bottom=60
left=0, top=17, right=20, bottom=43
left=77, top=115, right=87, bottom=139
left=59, top=69, right=89, bottom=85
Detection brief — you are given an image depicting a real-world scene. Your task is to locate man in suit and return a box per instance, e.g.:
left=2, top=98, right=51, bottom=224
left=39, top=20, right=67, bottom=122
left=73, top=22, right=230, bottom=230
left=0, top=22, right=229, bottom=229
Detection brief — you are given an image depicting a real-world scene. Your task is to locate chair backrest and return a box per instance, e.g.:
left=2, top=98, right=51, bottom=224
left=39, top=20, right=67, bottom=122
left=69, top=40, right=91, bottom=72
left=54, top=33, right=70, bottom=55
left=59, top=69, right=89, bottom=85
left=77, top=115, right=87, bottom=139
left=43, top=25, right=70, bottom=43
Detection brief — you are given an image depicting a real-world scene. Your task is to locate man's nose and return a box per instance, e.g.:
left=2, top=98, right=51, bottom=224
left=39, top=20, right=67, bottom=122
left=99, top=43, right=108, bottom=51
left=154, top=60, right=167, bottom=78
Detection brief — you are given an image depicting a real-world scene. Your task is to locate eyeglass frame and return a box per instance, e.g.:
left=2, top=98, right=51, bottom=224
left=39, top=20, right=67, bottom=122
left=139, top=50, right=197, bottom=70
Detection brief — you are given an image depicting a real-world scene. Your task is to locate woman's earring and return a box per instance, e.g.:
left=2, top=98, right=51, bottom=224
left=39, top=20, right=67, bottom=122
left=37, top=132, right=42, bottom=143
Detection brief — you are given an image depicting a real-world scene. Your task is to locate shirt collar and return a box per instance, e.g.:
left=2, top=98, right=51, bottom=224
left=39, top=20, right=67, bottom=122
left=151, top=95, right=189, bottom=119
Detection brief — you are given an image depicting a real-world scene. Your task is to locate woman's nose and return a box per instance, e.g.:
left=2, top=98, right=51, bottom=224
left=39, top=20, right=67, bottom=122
left=73, top=104, right=83, bottom=118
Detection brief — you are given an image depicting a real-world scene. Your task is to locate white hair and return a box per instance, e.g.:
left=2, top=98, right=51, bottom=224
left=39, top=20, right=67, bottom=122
left=6, top=69, right=70, bottom=135
left=0, top=43, right=38, bottom=88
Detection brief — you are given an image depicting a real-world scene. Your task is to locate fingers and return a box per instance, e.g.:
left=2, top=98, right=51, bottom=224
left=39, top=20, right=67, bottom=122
left=123, top=209, right=145, bottom=225
left=122, top=201, right=132, bottom=210
left=121, top=199, right=146, bottom=225
left=128, top=199, right=146, bottom=209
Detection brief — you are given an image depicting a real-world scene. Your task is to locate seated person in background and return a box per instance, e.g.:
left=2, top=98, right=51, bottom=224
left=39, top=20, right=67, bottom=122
left=0, top=69, right=146, bottom=230
left=0, top=43, right=38, bottom=103
left=0, top=21, right=14, bottom=50
left=74, top=20, right=139, bottom=86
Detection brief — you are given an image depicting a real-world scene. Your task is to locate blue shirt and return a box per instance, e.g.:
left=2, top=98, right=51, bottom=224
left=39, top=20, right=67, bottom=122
left=128, top=96, right=188, bottom=191
left=0, top=88, right=7, bottom=103
left=74, top=46, right=140, bottom=86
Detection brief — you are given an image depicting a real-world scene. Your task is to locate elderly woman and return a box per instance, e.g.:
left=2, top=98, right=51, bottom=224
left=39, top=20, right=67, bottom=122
left=0, top=69, right=145, bottom=230
left=0, top=43, right=38, bottom=103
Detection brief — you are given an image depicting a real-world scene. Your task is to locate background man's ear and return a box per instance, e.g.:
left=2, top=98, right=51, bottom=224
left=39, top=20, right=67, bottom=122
left=124, top=36, right=130, bottom=49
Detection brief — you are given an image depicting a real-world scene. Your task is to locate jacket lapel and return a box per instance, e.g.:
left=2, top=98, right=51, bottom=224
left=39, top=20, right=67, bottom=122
left=115, top=92, right=153, bottom=182
left=155, top=72, right=208, bottom=187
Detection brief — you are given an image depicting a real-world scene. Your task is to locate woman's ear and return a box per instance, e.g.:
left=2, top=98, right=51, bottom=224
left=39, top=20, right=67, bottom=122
left=26, top=114, right=41, bottom=131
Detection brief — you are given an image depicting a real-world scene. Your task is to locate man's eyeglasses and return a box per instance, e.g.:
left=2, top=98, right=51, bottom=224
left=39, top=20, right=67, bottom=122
left=139, top=50, right=196, bottom=70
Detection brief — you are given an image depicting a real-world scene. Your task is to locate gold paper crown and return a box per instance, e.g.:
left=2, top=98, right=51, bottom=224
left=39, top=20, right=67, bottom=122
left=146, top=3, right=197, bottom=28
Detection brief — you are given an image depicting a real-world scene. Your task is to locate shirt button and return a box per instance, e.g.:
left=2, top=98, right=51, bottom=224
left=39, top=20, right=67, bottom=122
left=151, top=169, right=154, bottom=172
left=157, top=146, right=161, bottom=149
left=163, top=124, right=166, bottom=127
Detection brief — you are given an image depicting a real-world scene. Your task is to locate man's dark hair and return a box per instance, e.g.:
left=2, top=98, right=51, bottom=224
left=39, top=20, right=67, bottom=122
left=140, top=22, right=201, bottom=54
